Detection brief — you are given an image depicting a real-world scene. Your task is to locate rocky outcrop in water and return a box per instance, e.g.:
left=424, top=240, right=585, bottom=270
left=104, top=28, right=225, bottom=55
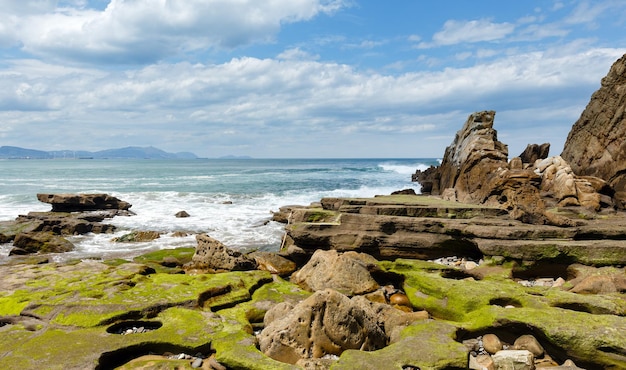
left=0, top=193, right=132, bottom=255
left=561, top=53, right=626, bottom=208
left=37, top=193, right=132, bottom=212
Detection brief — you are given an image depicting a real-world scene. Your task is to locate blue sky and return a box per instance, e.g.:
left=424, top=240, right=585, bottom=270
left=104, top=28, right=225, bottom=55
left=0, top=0, right=624, bottom=158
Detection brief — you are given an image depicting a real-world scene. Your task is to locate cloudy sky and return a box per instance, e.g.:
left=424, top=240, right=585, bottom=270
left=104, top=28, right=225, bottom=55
left=1, top=0, right=624, bottom=158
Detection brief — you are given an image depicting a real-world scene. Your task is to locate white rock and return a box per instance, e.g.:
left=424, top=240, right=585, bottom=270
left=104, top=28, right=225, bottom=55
left=492, top=350, right=535, bottom=370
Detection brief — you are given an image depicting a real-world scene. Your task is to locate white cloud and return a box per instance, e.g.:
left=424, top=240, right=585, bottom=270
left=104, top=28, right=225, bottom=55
left=422, top=19, right=515, bottom=48
left=0, top=45, right=621, bottom=156
left=277, top=48, right=319, bottom=61
left=2, top=0, right=349, bottom=64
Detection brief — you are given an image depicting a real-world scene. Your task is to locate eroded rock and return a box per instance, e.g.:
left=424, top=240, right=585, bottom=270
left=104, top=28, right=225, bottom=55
left=561, top=53, right=626, bottom=208
left=184, top=234, right=257, bottom=272
left=258, top=289, right=387, bottom=364
left=290, top=249, right=380, bottom=296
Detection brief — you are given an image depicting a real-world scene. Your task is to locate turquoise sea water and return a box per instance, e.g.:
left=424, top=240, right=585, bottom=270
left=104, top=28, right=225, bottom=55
left=0, top=158, right=438, bottom=261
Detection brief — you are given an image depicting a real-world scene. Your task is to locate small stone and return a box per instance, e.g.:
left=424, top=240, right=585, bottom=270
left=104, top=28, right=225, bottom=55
left=389, top=293, right=411, bottom=307
left=191, top=358, right=203, bottom=368
left=175, top=210, right=191, bottom=218
left=492, top=350, right=534, bottom=370
left=177, top=353, right=186, bottom=360
left=469, top=353, right=495, bottom=370
left=552, top=277, right=566, bottom=288
left=124, top=328, right=133, bottom=335
left=462, top=338, right=480, bottom=352
left=514, top=334, right=544, bottom=357
left=482, top=333, right=503, bottom=354
left=465, top=261, right=479, bottom=270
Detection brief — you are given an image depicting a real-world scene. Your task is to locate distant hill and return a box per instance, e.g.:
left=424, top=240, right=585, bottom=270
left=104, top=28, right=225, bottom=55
left=0, top=146, right=198, bottom=159
left=218, top=155, right=253, bottom=159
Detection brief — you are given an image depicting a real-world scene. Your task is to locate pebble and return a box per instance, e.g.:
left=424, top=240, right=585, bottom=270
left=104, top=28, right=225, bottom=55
left=389, top=293, right=411, bottom=307
left=120, top=326, right=149, bottom=335
left=482, top=334, right=503, bottom=354
left=514, top=334, right=544, bottom=357
left=191, top=357, right=203, bottom=368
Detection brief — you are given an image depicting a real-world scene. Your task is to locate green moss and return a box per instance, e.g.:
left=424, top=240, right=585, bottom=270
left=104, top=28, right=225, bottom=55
left=0, top=295, right=30, bottom=315
left=304, top=209, right=340, bottom=223
left=332, top=320, right=467, bottom=370
left=213, top=331, right=298, bottom=370
left=133, top=247, right=195, bottom=265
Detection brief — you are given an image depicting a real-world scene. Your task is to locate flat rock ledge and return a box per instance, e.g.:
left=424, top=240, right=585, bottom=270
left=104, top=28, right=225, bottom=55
left=276, top=194, right=626, bottom=267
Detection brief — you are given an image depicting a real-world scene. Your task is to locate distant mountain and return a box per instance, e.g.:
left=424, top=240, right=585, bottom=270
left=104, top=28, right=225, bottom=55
left=0, top=146, right=53, bottom=159
left=0, top=146, right=198, bottom=159
left=218, top=155, right=253, bottom=159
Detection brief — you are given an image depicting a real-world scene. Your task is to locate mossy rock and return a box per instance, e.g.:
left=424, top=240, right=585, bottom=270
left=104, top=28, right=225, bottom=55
left=332, top=320, right=467, bottom=370
left=132, top=247, right=195, bottom=273
left=381, top=259, right=626, bottom=369
left=0, top=307, right=220, bottom=369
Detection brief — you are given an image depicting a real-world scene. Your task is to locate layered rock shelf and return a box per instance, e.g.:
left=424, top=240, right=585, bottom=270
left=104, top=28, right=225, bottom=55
left=277, top=195, right=626, bottom=266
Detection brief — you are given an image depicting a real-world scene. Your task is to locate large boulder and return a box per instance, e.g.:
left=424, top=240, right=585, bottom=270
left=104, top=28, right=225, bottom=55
left=37, top=193, right=132, bottom=212
left=290, top=249, right=380, bottom=296
left=184, top=234, right=256, bottom=272
left=561, top=53, right=626, bottom=207
left=257, top=289, right=387, bottom=364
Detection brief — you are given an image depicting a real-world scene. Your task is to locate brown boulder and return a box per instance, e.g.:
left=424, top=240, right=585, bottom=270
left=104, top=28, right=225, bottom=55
left=249, top=251, right=297, bottom=276
left=290, top=249, right=380, bottom=296
left=37, top=193, right=132, bottom=212
left=11, top=232, right=75, bottom=254
left=257, top=289, right=387, bottom=364
left=183, top=234, right=256, bottom=272
left=561, top=53, right=626, bottom=207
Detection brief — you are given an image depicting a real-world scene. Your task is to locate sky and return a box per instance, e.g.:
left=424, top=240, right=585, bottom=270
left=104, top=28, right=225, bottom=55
left=0, top=1, right=625, bottom=158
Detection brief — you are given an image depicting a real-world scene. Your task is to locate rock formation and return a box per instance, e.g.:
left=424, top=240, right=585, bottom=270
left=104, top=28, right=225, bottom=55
left=183, top=234, right=257, bottom=272
left=0, top=193, right=129, bottom=255
left=258, top=289, right=388, bottom=364
left=37, top=193, right=132, bottom=212
left=413, top=110, right=509, bottom=203
left=290, top=249, right=380, bottom=296
left=413, top=109, right=615, bottom=223
left=561, top=53, right=626, bottom=208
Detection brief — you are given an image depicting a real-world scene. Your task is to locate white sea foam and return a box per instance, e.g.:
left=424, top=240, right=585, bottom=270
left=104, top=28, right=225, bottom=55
left=0, top=158, right=433, bottom=262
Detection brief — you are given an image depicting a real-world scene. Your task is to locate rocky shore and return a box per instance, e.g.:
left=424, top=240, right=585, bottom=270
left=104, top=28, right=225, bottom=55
left=0, top=55, right=625, bottom=369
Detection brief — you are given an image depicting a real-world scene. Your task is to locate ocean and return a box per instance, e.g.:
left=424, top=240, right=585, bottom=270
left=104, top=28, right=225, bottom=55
left=0, top=158, right=438, bottom=262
